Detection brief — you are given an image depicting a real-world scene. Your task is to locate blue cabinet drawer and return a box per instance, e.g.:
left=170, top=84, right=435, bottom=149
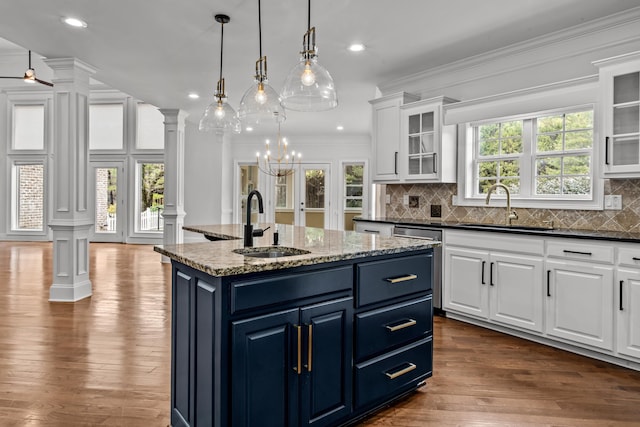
left=230, top=266, right=352, bottom=313
left=355, top=295, right=432, bottom=361
left=356, top=253, right=432, bottom=307
left=354, top=338, right=432, bottom=408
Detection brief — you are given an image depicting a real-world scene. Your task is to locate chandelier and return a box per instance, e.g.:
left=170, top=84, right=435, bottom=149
left=255, top=119, right=301, bottom=177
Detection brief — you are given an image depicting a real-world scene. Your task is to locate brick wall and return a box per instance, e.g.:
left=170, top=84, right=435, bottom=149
left=17, top=164, right=44, bottom=230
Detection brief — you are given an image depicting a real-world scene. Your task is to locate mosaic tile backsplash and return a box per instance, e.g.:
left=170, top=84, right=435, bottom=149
left=385, top=179, right=640, bottom=232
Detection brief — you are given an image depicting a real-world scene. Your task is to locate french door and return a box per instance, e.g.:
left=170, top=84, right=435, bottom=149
left=91, top=161, right=126, bottom=242
left=271, top=163, right=331, bottom=229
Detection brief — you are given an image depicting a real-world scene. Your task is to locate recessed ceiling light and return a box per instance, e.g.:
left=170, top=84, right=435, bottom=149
left=245, top=126, right=254, bottom=132
left=188, top=93, right=200, bottom=99
left=62, top=17, right=88, bottom=28
left=348, top=43, right=365, bottom=52
left=336, top=125, right=344, bottom=131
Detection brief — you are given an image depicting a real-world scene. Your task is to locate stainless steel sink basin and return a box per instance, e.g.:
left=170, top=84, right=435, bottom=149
left=459, top=223, right=552, bottom=231
left=233, top=247, right=311, bottom=258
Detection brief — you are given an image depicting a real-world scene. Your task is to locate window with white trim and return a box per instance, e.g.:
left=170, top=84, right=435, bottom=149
left=470, top=107, right=594, bottom=202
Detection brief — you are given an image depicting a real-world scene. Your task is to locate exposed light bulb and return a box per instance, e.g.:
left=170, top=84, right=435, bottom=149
left=255, top=83, right=267, bottom=104
left=214, top=102, right=226, bottom=119
left=301, top=62, right=316, bottom=86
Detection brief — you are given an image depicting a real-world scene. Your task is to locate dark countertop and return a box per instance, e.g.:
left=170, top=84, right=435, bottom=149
left=156, top=223, right=440, bottom=277
left=354, top=217, right=640, bottom=243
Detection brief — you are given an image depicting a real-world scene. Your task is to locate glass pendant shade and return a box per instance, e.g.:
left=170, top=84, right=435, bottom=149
left=199, top=98, right=241, bottom=133
left=238, top=79, right=286, bottom=127
left=281, top=55, right=337, bottom=111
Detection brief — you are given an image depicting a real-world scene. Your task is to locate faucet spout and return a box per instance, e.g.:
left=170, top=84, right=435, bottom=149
left=245, top=190, right=264, bottom=247
left=485, top=183, right=518, bottom=226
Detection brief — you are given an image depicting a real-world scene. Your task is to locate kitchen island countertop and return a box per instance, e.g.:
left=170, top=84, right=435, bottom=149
left=155, top=223, right=439, bottom=277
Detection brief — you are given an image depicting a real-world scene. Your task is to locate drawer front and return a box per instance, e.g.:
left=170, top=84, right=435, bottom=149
left=355, top=296, right=432, bottom=361
left=547, top=240, right=614, bottom=264
left=618, top=246, right=640, bottom=268
left=230, top=266, right=352, bottom=313
left=356, top=254, right=432, bottom=307
left=355, top=338, right=432, bottom=408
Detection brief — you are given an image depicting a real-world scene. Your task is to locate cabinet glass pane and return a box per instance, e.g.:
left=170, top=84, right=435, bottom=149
left=612, top=136, right=640, bottom=166
left=421, top=155, right=435, bottom=175
left=421, top=134, right=434, bottom=154
left=408, top=157, right=420, bottom=175
left=613, top=105, right=639, bottom=135
left=421, top=112, right=434, bottom=132
left=408, top=136, right=420, bottom=154
left=408, top=114, right=420, bottom=134
left=614, top=72, right=640, bottom=104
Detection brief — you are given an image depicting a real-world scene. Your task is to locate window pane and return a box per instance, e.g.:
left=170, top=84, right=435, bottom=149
left=136, top=104, right=164, bottom=149
left=138, top=163, right=164, bottom=232
left=95, top=167, right=118, bottom=233
left=13, top=105, right=45, bottom=150
left=537, top=133, right=562, bottom=152
left=501, top=178, right=520, bottom=194
left=305, top=170, right=325, bottom=209
left=563, top=177, right=590, bottom=195
left=565, top=111, right=593, bottom=131
left=501, top=121, right=522, bottom=138
left=479, top=123, right=499, bottom=140
left=346, top=186, right=363, bottom=197
left=536, top=177, right=561, bottom=195
left=478, top=161, right=497, bottom=178
left=563, top=155, right=590, bottom=175
left=537, top=115, right=563, bottom=134
left=346, top=199, right=363, bottom=208
left=479, top=138, right=498, bottom=156
left=89, top=104, right=124, bottom=150
left=565, top=130, right=593, bottom=150
left=345, top=165, right=363, bottom=185
left=501, top=137, right=522, bottom=154
left=14, top=164, right=44, bottom=230
left=478, top=179, right=496, bottom=194
left=499, top=160, right=519, bottom=177
left=536, top=157, right=561, bottom=176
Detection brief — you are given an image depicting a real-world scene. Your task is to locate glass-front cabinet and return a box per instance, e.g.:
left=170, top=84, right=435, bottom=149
left=400, top=96, right=458, bottom=182
left=595, top=51, right=640, bottom=177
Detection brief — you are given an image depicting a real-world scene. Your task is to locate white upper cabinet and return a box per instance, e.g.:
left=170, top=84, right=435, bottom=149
left=370, top=92, right=419, bottom=182
left=400, top=97, right=458, bottom=182
left=594, top=51, right=640, bottom=177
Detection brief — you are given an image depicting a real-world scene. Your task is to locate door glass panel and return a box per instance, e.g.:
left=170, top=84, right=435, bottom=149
left=95, top=167, right=118, bottom=234
left=422, top=134, right=435, bottom=153
left=408, top=157, right=420, bottom=175
left=614, top=73, right=640, bottom=104
left=421, top=112, right=434, bottom=132
left=240, top=165, right=259, bottom=224
left=275, top=173, right=295, bottom=225
left=612, top=136, right=640, bottom=166
left=137, top=163, right=164, bottom=232
left=344, top=164, right=364, bottom=231
left=408, top=114, right=420, bottom=134
left=13, top=164, right=44, bottom=230
left=408, top=136, right=420, bottom=154
left=421, top=155, right=435, bottom=175
left=613, top=105, right=639, bottom=135
left=305, top=169, right=325, bottom=228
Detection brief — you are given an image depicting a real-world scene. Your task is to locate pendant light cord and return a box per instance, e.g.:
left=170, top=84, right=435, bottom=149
left=28, top=50, right=32, bottom=69
left=258, top=0, right=263, bottom=59
left=219, top=22, right=224, bottom=82
left=307, top=0, right=311, bottom=32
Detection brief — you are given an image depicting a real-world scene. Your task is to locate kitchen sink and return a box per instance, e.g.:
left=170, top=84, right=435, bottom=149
left=233, top=247, right=311, bottom=258
left=459, top=223, right=552, bottom=231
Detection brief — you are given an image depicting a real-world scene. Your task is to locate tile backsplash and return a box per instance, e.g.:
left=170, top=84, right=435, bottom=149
left=385, top=179, right=640, bottom=232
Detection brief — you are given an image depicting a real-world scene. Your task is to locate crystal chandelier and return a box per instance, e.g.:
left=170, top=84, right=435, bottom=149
left=255, top=119, right=301, bottom=177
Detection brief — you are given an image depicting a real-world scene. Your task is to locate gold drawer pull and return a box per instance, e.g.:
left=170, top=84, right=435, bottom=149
left=385, top=363, right=417, bottom=380
left=385, top=274, right=417, bottom=284
left=385, top=319, right=417, bottom=332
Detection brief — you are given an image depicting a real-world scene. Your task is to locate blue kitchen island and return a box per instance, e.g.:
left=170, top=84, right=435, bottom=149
left=155, top=224, right=438, bottom=427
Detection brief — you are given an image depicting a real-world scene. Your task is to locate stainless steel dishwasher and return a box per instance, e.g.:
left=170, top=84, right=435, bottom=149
left=393, top=225, right=443, bottom=314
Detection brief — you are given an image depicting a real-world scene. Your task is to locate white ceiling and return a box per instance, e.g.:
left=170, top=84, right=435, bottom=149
left=1, top=0, right=640, bottom=136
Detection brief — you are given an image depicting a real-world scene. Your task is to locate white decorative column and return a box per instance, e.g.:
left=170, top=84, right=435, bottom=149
left=160, top=109, right=187, bottom=261
left=219, top=130, right=234, bottom=224
left=44, top=58, right=96, bottom=302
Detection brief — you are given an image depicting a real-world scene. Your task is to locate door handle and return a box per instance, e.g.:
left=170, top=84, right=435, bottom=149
left=394, top=151, right=398, bottom=175
left=489, top=262, right=494, bottom=286
left=620, top=280, right=624, bottom=311
left=547, top=270, right=551, bottom=297
left=433, top=153, right=437, bottom=174
left=481, top=261, right=486, bottom=285
left=605, top=136, right=610, bottom=165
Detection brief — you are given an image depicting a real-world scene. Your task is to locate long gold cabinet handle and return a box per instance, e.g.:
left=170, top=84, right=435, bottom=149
left=385, top=274, right=417, bottom=284
left=294, top=325, right=302, bottom=375
left=307, top=324, right=313, bottom=372
left=385, top=363, right=417, bottom=380
left=385, top=319, right=417, bottom=332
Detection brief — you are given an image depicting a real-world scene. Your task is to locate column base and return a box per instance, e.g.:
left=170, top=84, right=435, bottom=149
left=49, top=280, right=93, bottom=302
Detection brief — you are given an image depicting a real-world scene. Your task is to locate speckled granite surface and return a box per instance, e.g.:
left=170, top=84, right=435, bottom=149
left=155, top=224, right=439, bottom=277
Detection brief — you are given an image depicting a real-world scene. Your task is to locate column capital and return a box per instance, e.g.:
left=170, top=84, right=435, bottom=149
left=159, top=109, right=188, bottom=125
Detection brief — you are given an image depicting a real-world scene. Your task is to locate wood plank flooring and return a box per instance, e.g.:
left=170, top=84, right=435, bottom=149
left=1, top=241, right=639, bottom=426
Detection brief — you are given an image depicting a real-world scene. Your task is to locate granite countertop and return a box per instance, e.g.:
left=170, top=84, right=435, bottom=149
left=155, top=224, right=440, bottom=277
left=354, top=217, right=640, bottom=243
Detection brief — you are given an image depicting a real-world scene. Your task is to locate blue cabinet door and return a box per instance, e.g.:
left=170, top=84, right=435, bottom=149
left=300, top=298, right=353, bottom=427
left=232, top=309, right=300, bottom=427
left=172, top=270, right=194, bottom=427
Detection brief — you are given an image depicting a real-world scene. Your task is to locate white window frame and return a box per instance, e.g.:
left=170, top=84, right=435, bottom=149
left=339, top=160, right=369, bottom=230
left=8, top=158, right=48, bottom=238
left=450, top=78, right=603, bottom=210
left=129, top=156, right=165, bottom=242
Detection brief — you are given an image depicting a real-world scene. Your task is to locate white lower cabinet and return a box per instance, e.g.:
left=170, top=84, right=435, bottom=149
left=617, top=263, right=640, bottom=360
left=444, top=231, right=544, bottom=333
left=545, top=259, right=614, bottom=351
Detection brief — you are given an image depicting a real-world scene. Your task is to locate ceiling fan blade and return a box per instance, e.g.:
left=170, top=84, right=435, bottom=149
left=0, top=76, right=24, bottom=79
left=35, top=78, right=54, bottom=87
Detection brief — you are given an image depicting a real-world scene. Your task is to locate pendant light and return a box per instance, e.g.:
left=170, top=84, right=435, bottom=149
left=237, top=0, right=286, bottom=128
left=199, top=14, right=241, bottom=133
left=280, top=0, right=337, bottom=112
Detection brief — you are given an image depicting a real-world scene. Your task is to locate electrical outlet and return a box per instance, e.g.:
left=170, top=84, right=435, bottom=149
left=604, top=194, right=622, bottom=210
left=403, top=195, right=409, bottom=205
left=431, top=204, right=442, bottom=218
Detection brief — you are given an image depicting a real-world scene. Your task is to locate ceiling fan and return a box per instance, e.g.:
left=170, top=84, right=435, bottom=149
left=0, top=50, right=53, bottom=87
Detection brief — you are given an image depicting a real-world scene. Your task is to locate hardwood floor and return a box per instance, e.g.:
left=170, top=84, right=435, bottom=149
left=1, top=242, right=639, bottom=426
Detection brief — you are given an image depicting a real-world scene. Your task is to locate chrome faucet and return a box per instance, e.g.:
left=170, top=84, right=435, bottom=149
left=244, top=190, right=264, bottom=247
left=485, top=183, right=518, bottom=226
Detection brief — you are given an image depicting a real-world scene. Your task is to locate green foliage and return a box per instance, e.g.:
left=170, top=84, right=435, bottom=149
left=141, top=163, right=164, bottom=211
